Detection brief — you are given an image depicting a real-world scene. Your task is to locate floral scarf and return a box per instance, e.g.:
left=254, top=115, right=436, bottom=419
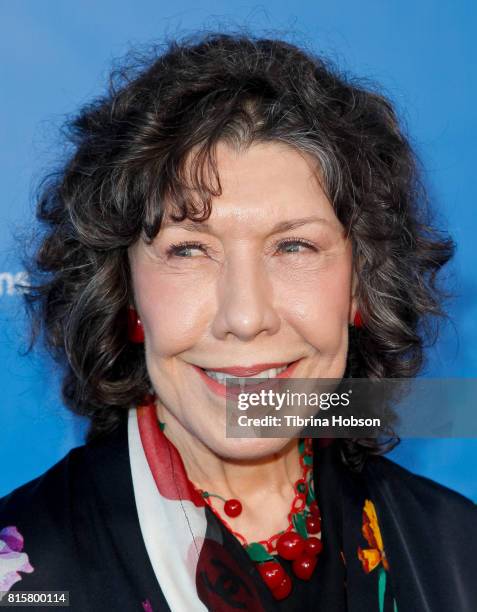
left=129, top=402, right=398, bottom=611
left=1, top=402, right=476, bottom=610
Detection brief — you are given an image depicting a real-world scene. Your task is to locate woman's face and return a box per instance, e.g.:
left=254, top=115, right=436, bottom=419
left=128, top=141, right=357, bottom=459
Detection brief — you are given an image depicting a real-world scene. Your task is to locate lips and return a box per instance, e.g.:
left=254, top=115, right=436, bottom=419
left=191, top=359, right=302, bottom=399
left=200, top=362, right=290, bottom=377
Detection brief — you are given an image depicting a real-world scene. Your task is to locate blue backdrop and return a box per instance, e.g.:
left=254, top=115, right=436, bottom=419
left=1, top=1, right=476, bottom=499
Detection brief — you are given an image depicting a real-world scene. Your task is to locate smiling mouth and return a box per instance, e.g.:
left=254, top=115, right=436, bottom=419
left=191, top=359, right=302, bottom=398
left=201, top=364, right=289, bottom=383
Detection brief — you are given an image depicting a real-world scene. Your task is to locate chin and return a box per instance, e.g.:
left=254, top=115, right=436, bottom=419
left=209, top=436, right=292, bottom=462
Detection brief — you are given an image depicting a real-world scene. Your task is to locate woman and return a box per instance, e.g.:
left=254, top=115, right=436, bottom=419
left=1, top=32, right=476, bottom=611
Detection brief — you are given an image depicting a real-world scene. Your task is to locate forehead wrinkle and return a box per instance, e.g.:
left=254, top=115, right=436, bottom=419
left=161, top=215, right=335, bottom=237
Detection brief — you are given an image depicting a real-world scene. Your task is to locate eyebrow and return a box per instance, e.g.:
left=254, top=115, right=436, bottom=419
left=161, top=215, right=335, bottom=235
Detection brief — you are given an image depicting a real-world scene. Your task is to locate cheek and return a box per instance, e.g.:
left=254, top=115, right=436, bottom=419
left=276, top=257, right=352, bottom=348
left=133, top=272, right=211, bottom=356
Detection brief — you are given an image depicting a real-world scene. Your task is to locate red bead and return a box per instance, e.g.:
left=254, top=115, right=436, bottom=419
left=292, top=553, right=317, bottom=580
left=272, top=574, right=292, bottom=600
left=309, top=500, right=320, bottom=516
left=306, top=516, right=321, bottom=534
left=257, top=561, right=286, bottom=590
left=305, top=537, right=323, bottom=556
left=276, top=532, right=306, bottom=561
left=354, top=310, right=363, bottom=328
left=127, top=307, right=145, bottom=343
left=224, top=499, right=242, bottom=517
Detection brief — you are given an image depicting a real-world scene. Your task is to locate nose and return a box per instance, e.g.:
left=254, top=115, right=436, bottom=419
left=211, top=254, right=281, bottom=342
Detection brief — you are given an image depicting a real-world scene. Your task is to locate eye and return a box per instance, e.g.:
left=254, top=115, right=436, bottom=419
left=166, top=241, right=207, bottom=258
left=277, top=238, right=318, bottom=254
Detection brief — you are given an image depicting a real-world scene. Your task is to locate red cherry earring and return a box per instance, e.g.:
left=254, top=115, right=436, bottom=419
left=128, top=306, right=145, bottom=343
left=353, top=310, right=364, bottom=328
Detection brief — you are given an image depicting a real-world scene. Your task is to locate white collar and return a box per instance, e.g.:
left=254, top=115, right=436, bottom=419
left=127, top=407, right=209, bottom=611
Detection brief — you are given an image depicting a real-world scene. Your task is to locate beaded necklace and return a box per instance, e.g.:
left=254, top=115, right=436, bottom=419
left=195, top=437, right=323, bottom=601
left=142, top=402, right=322, bottom=602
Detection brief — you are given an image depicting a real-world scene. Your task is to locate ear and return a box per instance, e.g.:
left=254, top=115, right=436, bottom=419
left=349, top=268, right=359, bottom=324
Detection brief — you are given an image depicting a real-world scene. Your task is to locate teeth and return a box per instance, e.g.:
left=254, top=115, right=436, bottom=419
left=204, top=365, right=288, bottom=384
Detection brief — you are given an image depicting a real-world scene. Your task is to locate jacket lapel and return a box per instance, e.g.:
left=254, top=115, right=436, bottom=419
left=364, top=453, right=477, bottom=611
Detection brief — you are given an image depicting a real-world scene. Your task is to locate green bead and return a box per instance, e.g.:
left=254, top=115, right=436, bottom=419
left=292, top=511, right=308, bottom=539
left=245, top=543, right=275, bottom=562
left=297, top=482, right=306, bottom=493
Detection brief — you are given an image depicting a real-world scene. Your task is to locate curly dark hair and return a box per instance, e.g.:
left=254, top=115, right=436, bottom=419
left=22, top=31, right=455, bottom=470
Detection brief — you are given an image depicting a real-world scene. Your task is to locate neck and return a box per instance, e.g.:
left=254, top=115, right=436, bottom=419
left=154, top=400, right=303, bottom=542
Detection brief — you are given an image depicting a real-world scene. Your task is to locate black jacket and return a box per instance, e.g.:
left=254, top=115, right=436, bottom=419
left=1, top=414, right=476, bottom=611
